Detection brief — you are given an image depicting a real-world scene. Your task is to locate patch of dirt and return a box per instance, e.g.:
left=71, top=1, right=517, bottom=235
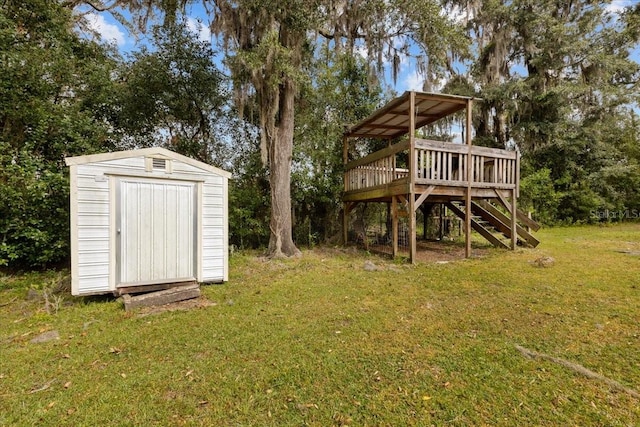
left=366, top=240, right=492, bottom=263
left=415, top=241, right=491, bottom=263
left=531, top=256, right=555, bottom=268
left=30, top=330, right=60, bottom=344
left=135, top=297, right=217, bottom=317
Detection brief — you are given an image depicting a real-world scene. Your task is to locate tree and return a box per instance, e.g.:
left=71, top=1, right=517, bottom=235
left=291, top=51, right=383, bottom=245
left=445, top=0, right=640, bottom=222
left=227, top=127, right=272, bottom=249
left=219, top=0, right=470, bottom=256
left=115, top=21, right=231, bottom=167
left=0, top=0, right=121, bottom=267
left=101, top=0, right=466, bottom=257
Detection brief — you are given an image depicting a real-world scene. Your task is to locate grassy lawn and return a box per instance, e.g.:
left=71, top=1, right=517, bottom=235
left=1, top=224, right=639, bottom=426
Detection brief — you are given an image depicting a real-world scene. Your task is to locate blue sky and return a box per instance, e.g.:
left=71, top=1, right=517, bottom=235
left=77, top=4, right=428, bottom=93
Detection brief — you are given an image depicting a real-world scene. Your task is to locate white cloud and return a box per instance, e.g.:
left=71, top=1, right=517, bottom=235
left=85, top=13, right=126, bottom=46
left=402, top=72, right=424, bottom=92
left=186, top=17, right=211, bottom=43
left=606, top=0, right=635, bottom=15
left=444, top=4, right=468, bottom=24
left=353, top=43, right=369, bottom=61
left=399, top=69, right=448, bottom=93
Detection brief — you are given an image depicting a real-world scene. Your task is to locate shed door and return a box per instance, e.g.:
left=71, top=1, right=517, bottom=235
left=117, top=178, right=197, bottom=286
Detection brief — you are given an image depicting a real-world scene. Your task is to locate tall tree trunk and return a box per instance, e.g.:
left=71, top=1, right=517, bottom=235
left=267, top=77, right=301, bottom=258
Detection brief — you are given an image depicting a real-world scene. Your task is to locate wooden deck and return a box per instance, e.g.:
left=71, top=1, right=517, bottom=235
left=341, top=91, right=539, bottom=262
left=344, top=138, right=519, bottom=202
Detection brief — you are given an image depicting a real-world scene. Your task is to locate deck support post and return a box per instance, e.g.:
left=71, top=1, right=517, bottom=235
left=409, top=193, right=416, bottom=263
left=511, top=188, right=517, bottom=250
left=464, top=98, right=473, bottom=258
left=465, top=188, right=472, bottom=257
left=343, top=135, right=349, bottom=245
left=343, top=202, right=349, bottom=245
left=439, top=203, right=444, bottom=240
left=342, top=136, right=348, bottom=166
left=408, top=92, right=417, bottom=264
left=423, top=205, right=428, bottom=240
left=391, top=197, right=398, bottom=257
left=342, top=202, right=359, bottom=245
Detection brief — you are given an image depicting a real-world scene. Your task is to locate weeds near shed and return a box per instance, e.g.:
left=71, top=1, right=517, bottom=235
left=40, top=272, right=69, bottom=315
left=42, top=289, right=64, bottom=315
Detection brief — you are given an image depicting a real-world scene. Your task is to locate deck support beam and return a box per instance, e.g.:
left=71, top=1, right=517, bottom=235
left=414, top=185, right=435, bottom=212
left=496, top=188, right=519, bottom=249
left=511, top=188, right=518, bottom=249
left=342, top=203, right=348, bottom=245
left=464, top=98, right=473, bottom=258
left=495, top=189, right=511, bottom=215
left=408, top=91, right=417, bottom=264
left=342, top=201, right=358, bottom=245
left=391, top=197, right=398, bottom=257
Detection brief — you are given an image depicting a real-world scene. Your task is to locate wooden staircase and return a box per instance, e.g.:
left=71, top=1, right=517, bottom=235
left=446, top=200, right=540, bottom=249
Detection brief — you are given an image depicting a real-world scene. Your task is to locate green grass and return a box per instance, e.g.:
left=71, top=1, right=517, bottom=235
left=1, top=224, right=640, bottom=426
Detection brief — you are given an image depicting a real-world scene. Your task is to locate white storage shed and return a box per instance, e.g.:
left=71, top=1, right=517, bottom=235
left=65, top=147, right=231, bottom=296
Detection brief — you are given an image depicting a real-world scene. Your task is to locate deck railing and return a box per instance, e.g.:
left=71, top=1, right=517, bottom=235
left=344, top=138, right=518, bottom=192
left=414, top=139, right=518, bottom=188
left=344, top=140, right=409, bottom=192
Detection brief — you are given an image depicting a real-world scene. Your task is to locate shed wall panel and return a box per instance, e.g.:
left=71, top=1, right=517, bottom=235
left=77, top=201, right=109, bottom=214
left=78, top=250, right=110, bottom=264
left=204, top=217, right=225, bottom=227
left=201, top=179, right=226, bottom=281
left=78, top=239, right=109, bottom=252
left=75, top=164, right=111, bottom=294
left=172, top=163, right=224, bottom=183
left=76, top=275, right=111, bottom=293
left=77, top=214, right=109, bottom=227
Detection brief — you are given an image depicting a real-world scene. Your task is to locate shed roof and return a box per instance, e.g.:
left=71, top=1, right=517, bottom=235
left=65, top=147, right=232, bottom=178
left=344, top=91, right=478, bottom=140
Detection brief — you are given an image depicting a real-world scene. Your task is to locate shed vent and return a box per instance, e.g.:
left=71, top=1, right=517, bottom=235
left=152, top=158, right=166, bottom=170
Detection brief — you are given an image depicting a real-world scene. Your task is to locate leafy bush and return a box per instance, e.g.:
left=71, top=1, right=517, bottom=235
left=0, top=0, right=118, bottom=268
left=519, top=168, right=562, bottom=225
left=0, top=149, right=70, bottom=267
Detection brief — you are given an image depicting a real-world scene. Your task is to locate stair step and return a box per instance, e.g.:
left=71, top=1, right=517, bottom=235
left=445, top=202, right=510, bottom=249
left=444, top=199, right=540, bottom=249
left=475, top=200, right=540, bottom=247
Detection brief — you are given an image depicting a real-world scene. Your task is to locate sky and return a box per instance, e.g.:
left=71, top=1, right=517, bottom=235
left=80, top=0, right=639, bottom=95
left=76, top=0, right=638, bottom=145
left=77, top=4, right=427, bottom=93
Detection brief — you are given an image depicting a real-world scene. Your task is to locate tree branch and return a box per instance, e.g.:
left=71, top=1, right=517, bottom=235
left=61, top=0, right=119, bottom=12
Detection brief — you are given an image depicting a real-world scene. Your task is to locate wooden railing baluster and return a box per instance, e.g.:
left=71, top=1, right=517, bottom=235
left=344, top=139, right=517, bottom=192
